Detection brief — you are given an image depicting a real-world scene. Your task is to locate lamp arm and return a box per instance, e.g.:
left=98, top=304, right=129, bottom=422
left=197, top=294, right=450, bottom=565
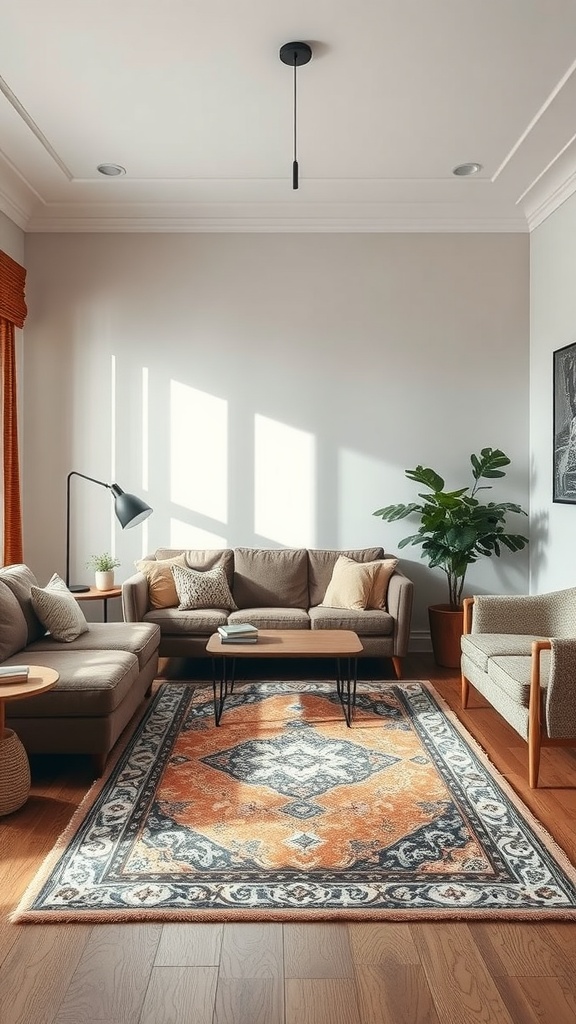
left=66, top=471, right=112, bottom=586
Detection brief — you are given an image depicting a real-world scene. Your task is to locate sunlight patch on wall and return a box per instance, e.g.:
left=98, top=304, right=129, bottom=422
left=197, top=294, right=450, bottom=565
left=170, top=381, right=228, bottom=521
left=254, top=414, right=315, bottom=547
left=170, top=518, right=227, bottom=549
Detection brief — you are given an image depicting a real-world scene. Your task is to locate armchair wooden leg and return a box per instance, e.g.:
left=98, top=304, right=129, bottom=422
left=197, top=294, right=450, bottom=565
left=528, top=729, right=541, bottom=789
left=461, top=673, right=470, bottom=708
left=391, top=657, right=402, bottom=680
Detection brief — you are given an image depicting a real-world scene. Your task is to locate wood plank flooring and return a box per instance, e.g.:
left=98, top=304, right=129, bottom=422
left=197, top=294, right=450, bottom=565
left=1, top=653, right=576, bottom=1024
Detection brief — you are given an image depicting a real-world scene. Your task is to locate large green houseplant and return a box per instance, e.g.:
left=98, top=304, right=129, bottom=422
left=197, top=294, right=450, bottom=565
left=373, top=448, right=529, bottom=665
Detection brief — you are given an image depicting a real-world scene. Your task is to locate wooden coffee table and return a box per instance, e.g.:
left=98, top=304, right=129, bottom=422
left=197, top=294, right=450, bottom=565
left=206, top=629, right=363, bottom=727
left=0, top=665, right=59, bottom=815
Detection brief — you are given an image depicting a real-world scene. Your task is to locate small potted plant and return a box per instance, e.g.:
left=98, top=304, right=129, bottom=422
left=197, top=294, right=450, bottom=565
left=86, top=553, right=121, bottom=592
left=373, top=448, right=529, bottom=667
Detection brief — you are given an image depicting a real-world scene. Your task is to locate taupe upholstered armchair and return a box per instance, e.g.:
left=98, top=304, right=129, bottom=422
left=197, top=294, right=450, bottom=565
left=460, top=589, right=576, bottom=787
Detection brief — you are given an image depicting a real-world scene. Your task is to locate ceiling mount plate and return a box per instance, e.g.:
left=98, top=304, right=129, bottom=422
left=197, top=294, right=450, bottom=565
left=279, top=42, right=312, bottom=66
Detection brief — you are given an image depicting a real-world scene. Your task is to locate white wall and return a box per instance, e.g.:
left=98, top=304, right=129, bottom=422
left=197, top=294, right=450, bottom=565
left=530, top=191, right=576, bottom=592
left=22, top=232, right=529, bottom=640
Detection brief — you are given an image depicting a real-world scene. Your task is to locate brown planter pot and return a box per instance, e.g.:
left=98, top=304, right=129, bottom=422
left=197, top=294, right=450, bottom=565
left=428, top=603, right=464, bottom=669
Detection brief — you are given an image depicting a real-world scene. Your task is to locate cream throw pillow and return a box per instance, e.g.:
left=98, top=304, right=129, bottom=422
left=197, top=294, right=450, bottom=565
left=366, top=557, right=398, bottom=609
left=321, top=556, right=380, bottom=611
left=135, top=554, right=188, bottom=609
left=30, top=573, right=89, bottom=642
left=171, top=563, right=237, bottom=611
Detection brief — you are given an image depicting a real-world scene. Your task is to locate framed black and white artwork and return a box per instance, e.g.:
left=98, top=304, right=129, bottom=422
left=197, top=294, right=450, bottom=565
left=553, top=341, right=576, bottom=503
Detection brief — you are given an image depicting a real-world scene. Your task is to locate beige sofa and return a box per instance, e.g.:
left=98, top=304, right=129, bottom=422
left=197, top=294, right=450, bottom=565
left=1, top=564, right=160, bottom=773
left=122, top=546, right=414, bottom=677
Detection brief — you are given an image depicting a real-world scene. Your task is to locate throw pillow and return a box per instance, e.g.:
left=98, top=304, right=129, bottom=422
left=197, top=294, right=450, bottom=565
left=30, top=573, right=89, bottom=642
left=135, top=554, right=188, bottom=609
left=321, top=555, right=380, bottom=611
left=171, top=562, right=237, bottom=611
left=366, top=557, right=399, bottom=609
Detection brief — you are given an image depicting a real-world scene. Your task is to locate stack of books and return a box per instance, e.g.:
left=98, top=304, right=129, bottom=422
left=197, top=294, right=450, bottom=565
left=218, top=623, right=259, bottom=644
left=0, top=664, right=30, bottom=685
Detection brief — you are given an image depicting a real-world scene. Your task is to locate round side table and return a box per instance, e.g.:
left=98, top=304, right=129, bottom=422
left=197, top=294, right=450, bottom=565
left=73, top=586, right=122, bottom=622
left=0, top=666, right=59, bottom=816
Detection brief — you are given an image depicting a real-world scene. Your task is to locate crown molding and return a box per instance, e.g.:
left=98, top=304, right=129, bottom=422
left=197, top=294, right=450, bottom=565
left=25, top=213, right=529, bottom=233
left=525, top=167, right=576, bottom=231
left=0, top=186, right=30, bottom=230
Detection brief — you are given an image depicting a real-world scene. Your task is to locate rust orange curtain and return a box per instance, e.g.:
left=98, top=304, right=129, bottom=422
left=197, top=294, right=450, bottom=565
left=0, top=249, right=27, bottom=566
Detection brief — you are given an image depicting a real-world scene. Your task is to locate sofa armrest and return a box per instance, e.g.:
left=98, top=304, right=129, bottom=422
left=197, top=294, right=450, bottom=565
left=122, top=573, right=149, bottom=622
left=386, top=570, right=414, bottom=657
left=544, top=638, right=576, bottom=738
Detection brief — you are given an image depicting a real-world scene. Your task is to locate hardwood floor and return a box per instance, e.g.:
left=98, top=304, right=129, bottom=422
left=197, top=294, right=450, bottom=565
left=1, top=653, right=576, bottom=1024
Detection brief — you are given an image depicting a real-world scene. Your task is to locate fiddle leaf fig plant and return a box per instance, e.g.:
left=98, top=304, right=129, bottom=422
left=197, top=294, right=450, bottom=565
left=373, top=447, right=529, bottom=609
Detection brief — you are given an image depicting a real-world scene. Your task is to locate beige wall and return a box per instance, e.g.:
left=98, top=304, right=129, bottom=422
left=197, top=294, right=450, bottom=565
left=530, top=191, right=576, bottom=592
left=0, top=210, right=24, bottom=264
left=22, top=231, right=530, bottom=641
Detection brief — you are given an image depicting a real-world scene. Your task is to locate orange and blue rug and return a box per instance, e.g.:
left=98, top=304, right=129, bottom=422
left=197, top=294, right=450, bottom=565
left=13, top=680, right=576, bottom=922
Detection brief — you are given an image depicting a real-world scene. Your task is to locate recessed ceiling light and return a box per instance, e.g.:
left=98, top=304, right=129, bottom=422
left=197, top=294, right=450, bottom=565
left=452, top=162, right=483, bottom=177
left=97, top=163, right=126, bottom=176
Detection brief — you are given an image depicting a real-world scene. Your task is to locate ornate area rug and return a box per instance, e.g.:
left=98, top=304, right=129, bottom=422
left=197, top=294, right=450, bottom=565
left=12, top=680, right=576, bottom=923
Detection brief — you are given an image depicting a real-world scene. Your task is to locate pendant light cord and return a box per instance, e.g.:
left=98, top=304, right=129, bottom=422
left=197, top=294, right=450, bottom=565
left=293, top=54, right=298, bottom=188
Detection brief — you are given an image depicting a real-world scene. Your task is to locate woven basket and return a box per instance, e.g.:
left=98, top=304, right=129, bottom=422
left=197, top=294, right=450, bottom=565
left=0, top=729, right=31, bottom=816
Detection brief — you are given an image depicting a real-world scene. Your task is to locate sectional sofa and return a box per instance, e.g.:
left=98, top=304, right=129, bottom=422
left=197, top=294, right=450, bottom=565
left=122, top=546, right=414, bottom=677
left=1, top=564, right=160, bottom=772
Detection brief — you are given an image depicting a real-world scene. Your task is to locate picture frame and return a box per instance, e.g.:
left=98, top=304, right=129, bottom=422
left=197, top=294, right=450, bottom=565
left=553, top=341, right=576, bottom=503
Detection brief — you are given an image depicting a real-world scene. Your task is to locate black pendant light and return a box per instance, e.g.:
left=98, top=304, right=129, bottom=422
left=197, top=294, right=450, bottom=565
left=279, top=41, right=312, bottom=189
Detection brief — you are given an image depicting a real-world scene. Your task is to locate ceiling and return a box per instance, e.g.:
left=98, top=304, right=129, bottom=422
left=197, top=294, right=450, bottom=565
left=2, top=1, right=576, bottom=234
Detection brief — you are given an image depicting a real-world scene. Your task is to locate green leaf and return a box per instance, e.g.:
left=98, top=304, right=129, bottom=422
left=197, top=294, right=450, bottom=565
left=405, top=466, right=445, bottom=492
left=373, top=503, right=421, bottom=522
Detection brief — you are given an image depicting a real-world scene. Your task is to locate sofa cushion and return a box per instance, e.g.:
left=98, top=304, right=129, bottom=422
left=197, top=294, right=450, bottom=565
left=30, top=573, right=89, bottom=642
left=0, top=579, right=28, bottom=660
left=171, top=563, right=237, bottom=611
left=307, top=548, right=384, bottom=607
left=309, top=605, right=394, bottom=636
left=233, top=548, right=308, bottom=609
left=144, top=607, right=228, bottom=635
left=461, top=633, right=545, bottom=673
left=487, top=652, right=551, bottom=707
left=155, top=548, right=235, bottom=588
left=1, top=650, right=140, bottom=717
left=135, top=553, right=188, bottom=609
left=28, top=621, right=160, bottom=672
left=322, top=555, right=379, bottom=610
left=228, top=607, right=310, bottom=629
left=0, top=563, right=45, bottom=644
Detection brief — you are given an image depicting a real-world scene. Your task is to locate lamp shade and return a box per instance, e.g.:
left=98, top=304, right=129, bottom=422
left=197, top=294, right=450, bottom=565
left=110, top=485, right=153, bottom=529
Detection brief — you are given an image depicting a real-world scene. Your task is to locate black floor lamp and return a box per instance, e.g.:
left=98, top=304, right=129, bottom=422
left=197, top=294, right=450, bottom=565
left=66, top=471, right=153, bottom=592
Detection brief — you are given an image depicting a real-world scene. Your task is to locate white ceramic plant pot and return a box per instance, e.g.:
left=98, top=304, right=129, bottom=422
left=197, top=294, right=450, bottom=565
left=95, top=570, right=115, bottom=591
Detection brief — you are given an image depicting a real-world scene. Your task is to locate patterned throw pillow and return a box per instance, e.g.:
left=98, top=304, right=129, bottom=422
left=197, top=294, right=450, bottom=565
left=171, top=563, right=237, bottom=611
left=30, top=573, right=89, bottom=642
